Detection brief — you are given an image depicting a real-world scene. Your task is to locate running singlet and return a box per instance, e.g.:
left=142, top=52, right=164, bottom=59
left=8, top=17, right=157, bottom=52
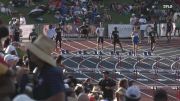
left=96, top=27, right=104, bottom=37
left=112, top=30, right=119, bottom=40
left=55, top=28, right=62, bottom=39
left=167, top=22, right=173, bottom=32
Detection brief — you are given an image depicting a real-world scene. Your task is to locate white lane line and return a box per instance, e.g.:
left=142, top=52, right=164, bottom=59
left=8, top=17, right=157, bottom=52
left=71, top=40, right=91, bottom=49
left=158, top=50, right=180, bottom=56
left=63, top=42, right=79, bottom=50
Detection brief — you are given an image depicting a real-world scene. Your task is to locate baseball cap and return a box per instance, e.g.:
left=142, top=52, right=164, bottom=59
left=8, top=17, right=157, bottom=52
left=4, top=54, right=19, bottom=62
left=126, top=86, right=141, bottom=100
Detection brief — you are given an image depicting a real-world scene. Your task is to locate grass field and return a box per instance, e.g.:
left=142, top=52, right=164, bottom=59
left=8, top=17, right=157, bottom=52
left=0, top=0, right=133, bottom=24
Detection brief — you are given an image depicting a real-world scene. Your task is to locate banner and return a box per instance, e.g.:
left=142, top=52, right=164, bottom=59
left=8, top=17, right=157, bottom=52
left=108, top=23, right=176, bottom=38
left=20, top=25, right=34, bottom=38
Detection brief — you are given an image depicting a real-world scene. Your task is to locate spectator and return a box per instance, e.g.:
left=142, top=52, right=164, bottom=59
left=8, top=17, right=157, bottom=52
left=4, top=54, right=19, bottom=68
left=47, top=24, right=56, bottom=39
left=83, top=78, right=93, bottom=93
left=130, top=14, right=137, bottom=25
left=88, top=85, right=101, bottom=101
left=74, top=84, right=84, bottom=97
left=64, top=75, right=78, bottom=89
left=174, top=15, right=180, bottom=36
left=13, top=94, right=34, bottom=101
left=29, top=28, right=38, bottom=43
left=5, top=42, right=18, bottom=56
left=19, top=14, right=26, bottom=25
left=0, top=57, right=16, bottom=101
left=75, top=84, right=89, bottom=101
left=13, top=22, right=22, bottom=42
left=125, top=86, right=141, bottom=101
left=98, top=71, right=116, bottom=101
left=56, top=55, right=64, bottom=68
left=28, top=35, right=65, bottom=101
left=54, top=11, right=61, bottom=20
left=0, top=18, right=9, bottom=49
left=139, top=15, right=146, bottom=43
left=3, top=37, right=11, bottom=50
left=115, top=78, right=128, bottom=101
left=65, top=84, right=78, bottom=101
left=153, top=89, right=168, bottom=101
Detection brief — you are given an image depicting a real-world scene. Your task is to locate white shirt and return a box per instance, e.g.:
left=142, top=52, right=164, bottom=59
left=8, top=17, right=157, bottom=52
left=5, top=45, right=18, bottom=55
left=47, top=29, right=56, bottom=39
left=140, top=25, right=146, bottom=31
left=146, top=25, right=152, bottom=33
left=130, top=17, right=137, bottom=25
left=20, top=17, right=26, bottom=25
left=139, top=18, right=147, bottom=24
left=96, top=27, right=104, bottom=37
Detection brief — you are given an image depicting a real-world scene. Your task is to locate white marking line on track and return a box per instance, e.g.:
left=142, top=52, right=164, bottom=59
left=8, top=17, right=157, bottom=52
left=158, top=50, right=180, bottom=56
left=107, top=42, right=178, bottom=99
left=101, top=42, right=177, bottom=84
left=71, top=41, right=91, bottom=49
left=63, top=43, right=79, bottom=50
left=107, top=55, right=177, bottom=99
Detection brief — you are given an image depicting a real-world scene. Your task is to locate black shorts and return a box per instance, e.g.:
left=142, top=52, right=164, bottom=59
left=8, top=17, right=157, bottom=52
left=150, top=37, right=155, bottom=43
left=98, top=37, right=104, bottom=43
left=113, top=38, right=120, bottom=44
left=55, top=37, right=62, bottom=42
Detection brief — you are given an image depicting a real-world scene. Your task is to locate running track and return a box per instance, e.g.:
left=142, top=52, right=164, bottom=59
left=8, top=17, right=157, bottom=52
left=59, top=38, right=180, bottom=101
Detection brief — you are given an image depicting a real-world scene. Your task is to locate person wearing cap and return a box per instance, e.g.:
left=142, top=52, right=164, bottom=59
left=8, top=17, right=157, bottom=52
left=29, top=28, right=38, bottom=43
left=125, top=86, right=141, bottom=101
left=0, top=54, right=16, bottom=101
left=28, top=35, right=65, bottom=101
left=130, top=14, right=137, bottom=25
left=115, top=79, right=128, bottom=101
left=4, top=54, right=19, bottom=68
left=112, top=27, right=124, bottom=53
left=98, top=71, right=116, bottom=101
left=88, top=85, right=101, bottom=101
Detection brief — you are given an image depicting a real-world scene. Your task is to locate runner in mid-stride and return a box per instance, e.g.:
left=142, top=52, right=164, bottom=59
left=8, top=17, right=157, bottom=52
left=112, top=27, right=124, bottom=53
left=131, top=26, right=139, bottom=56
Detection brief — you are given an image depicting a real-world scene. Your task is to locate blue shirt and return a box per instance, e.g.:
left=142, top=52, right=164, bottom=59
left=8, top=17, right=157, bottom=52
left=33, top=66, right=65, bottom=100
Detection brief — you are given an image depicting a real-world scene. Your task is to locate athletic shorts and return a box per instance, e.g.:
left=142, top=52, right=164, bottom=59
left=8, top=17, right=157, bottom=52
left=55, top=37, right=62, bottom=42
left=132, top=36, right=139, bottom=45
left=98, top=37, right=104, bottom=43
left=150, top=37, right=155, bottom=43
left=113, top=38, right=120, bottom=44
